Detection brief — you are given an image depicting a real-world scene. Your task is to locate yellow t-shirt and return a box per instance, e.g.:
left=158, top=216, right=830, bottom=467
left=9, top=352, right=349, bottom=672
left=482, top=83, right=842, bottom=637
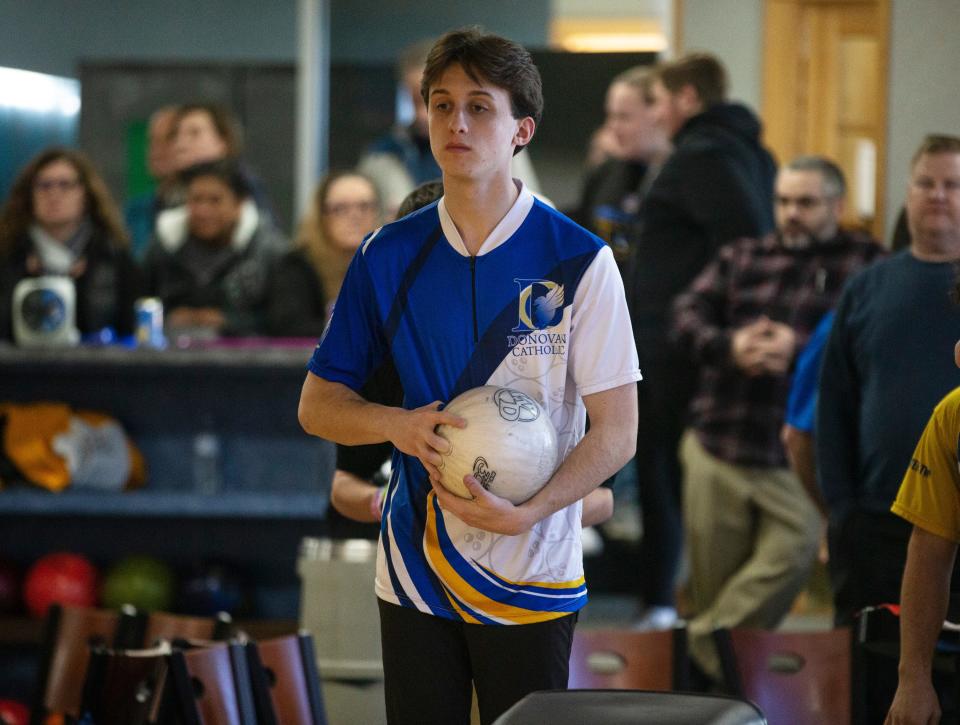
left=891, top=386, right=960, bottom=543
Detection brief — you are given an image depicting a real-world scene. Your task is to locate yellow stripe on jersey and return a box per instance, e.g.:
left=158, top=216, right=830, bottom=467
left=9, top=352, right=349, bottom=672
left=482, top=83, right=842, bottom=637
left=423, top=492, right=571, bottom=624
left=475, top=562, right=585, bottom=591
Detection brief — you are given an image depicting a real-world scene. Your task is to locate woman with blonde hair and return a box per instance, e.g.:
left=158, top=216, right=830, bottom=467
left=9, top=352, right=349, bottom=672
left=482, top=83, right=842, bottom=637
left=0, top=147, right=142, bottom=341
left=267, top=170, right=381, bottom=336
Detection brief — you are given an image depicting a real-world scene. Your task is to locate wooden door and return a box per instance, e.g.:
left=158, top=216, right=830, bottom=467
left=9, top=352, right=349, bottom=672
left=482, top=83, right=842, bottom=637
left=763, top=0, right=890, bottom=238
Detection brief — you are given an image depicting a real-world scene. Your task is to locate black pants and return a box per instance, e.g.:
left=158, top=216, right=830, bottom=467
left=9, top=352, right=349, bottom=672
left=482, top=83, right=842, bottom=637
left=378, top=599, right=577, bottom=725
left=634, top=366, right=687, bottom=608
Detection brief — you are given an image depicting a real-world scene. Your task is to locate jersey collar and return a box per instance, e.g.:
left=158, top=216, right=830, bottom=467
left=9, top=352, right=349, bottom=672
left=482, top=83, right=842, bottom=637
left=437, top=180, right=535, bottom=257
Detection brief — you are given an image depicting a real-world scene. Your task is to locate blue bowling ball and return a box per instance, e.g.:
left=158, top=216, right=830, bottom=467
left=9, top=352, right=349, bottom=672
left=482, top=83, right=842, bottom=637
left=179, top=563, right=244, bottom=616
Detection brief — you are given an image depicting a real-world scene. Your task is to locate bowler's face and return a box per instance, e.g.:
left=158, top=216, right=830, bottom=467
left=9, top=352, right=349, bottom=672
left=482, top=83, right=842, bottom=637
left=427, top=64, right=533, bottom=183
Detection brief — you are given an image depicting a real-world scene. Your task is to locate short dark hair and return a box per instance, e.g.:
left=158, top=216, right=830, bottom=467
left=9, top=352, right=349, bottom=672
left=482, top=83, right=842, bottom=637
left=397, top=180, right=444, bottom=218
left=911, top=134, right=960, bottom=169
left=181, top=159, right=252, bottom=199
left=420, top=27, right=543, bottom=152
left=785, top=155, right=847, bottom=198
left=655, top=52, right=728, bottom=108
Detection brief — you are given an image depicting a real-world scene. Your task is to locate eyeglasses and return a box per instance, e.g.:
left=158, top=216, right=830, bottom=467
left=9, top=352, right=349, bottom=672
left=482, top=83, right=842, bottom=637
left=34, top=178, right=82, bottom=193
left=775, top=195, right=831, bottom=209
left=324, top=201, right=379, bottom=217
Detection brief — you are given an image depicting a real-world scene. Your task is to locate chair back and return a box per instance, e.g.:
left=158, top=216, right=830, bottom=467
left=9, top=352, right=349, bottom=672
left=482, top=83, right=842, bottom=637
left=568, top=627, right=688, bottom=691
left=79, top=644, right=169, bottom=725
left=167, top=642, right=257, bottom=725
left=144, top=611, right=232, bottom=647
left=714, top=627, right=850, bottom=725
left=246, top=632, right=328, bottom=725
left=492, top=690, right=767, bottom=725
left=32, top=604, right=140, bottom=722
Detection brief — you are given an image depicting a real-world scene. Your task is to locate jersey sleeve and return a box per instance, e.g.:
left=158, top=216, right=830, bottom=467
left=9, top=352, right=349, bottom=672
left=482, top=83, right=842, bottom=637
left=568, top=245, right=642, bottom=397
left=307, top=244, right=389, bottom=391
left=891, top=388, right=960, bottom=543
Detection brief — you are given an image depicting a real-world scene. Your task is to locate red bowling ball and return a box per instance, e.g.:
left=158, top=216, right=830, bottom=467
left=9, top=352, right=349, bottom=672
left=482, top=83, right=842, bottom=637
left=0, top=699, right=29, bottom=725
left=23, top=552, right=99, bottom=619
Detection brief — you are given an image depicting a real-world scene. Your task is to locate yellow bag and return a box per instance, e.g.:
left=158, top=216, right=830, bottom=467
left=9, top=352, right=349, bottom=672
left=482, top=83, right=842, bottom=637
left=0, top=402, right=146, bottom=492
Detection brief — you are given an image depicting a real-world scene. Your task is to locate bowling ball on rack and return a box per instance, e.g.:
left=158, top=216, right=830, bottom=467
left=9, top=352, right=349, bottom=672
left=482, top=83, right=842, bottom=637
left=23, top=552, right=99, bottom=619
left=0, top=699, right=29, bottom=725
left=179, top=563, right=244, bottom=616
left=0, top=559, right=22, bottom=615
left=101, top=555, right=175, bottom=612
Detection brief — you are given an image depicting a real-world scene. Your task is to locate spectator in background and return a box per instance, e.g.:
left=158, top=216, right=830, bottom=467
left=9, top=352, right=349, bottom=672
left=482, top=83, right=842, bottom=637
left=624, top=53, right=777, bottom=631
left=125, top=105, right=179, bottom=260
left=670, top=156, right=881, bottom=682
left=143, top=159, right=287, bottom=338
left=0, top=147, right=141, bottom=342
left=168, top=103, right=276, bottom=223
left=572, top=65, right=670, bottom=276
left=358, top=39, right=542, bottom=218
left=267, top=171, right=382, bottom=337
left=817, top=134, right=960, bottom=631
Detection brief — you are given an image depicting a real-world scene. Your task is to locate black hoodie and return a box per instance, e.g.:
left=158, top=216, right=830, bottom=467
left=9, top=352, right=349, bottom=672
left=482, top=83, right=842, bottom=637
left=628, top=102, right=777, bottom=365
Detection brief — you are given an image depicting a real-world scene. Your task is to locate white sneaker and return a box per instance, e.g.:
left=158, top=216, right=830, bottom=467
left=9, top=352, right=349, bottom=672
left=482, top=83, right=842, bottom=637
left=632, top=606, right=679, bottom=631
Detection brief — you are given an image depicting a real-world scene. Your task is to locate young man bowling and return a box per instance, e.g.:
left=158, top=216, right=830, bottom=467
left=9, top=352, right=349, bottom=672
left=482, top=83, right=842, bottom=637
left=299, top=28, right=640, bottom=724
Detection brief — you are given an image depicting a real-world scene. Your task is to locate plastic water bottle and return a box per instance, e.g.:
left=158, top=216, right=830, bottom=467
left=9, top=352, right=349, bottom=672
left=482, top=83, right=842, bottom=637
left=193, top=432, right=222, bottom=495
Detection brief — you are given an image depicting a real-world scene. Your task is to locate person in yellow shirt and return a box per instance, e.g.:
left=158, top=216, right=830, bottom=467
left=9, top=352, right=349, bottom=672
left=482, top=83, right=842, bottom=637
left=886, top=333, right=960, bottom=724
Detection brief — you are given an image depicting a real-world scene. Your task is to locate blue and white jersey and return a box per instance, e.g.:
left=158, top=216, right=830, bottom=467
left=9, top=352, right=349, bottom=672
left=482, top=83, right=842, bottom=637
left=308, top=183, right=641, bottom=624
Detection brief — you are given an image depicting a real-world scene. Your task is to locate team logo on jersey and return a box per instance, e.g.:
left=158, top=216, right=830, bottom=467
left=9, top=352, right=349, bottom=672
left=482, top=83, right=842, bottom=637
left=513, top=279, right=564, bottom=331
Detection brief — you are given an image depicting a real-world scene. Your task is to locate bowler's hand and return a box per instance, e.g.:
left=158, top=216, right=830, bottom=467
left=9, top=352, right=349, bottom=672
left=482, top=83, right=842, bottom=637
left=885, top=676, right=941, bottom=724
left=388, top=402, right=465, bottom=481
left=430, top=475, right=534, bottom=536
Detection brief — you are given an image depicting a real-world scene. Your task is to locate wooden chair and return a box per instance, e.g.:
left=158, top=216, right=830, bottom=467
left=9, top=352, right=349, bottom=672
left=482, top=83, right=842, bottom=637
left=245, top=632, right=328, bottom=725
left=142, top=610, right=234, bottom=647
left=166, top=641, right=257, bottom=725
left=492, top=690, right=766, bottom=725
left=567, top=626, right=690, bottom=691
left=78, top=643, right=170, bottom=725
left=713, top=627, right=851, bottom=725
left=30, top=603, right=141, bottom=724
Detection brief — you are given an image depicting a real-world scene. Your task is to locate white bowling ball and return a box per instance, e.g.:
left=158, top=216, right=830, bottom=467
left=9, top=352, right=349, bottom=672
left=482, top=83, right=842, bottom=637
left=435, top=386, right=559, bottom=504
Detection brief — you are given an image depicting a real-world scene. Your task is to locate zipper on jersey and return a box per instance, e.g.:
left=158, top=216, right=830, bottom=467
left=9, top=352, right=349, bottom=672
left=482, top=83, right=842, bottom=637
left=470, top=255, right=479, bottom=343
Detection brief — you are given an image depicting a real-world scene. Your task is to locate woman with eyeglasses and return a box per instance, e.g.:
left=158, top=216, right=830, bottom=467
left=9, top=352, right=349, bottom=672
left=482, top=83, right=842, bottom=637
left=267, top=171, right=382, bottom=337
left=0, top=147, right=142, bottom=342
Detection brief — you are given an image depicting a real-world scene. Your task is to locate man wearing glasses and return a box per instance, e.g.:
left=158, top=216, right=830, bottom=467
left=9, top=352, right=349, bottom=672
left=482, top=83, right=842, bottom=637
left=670, top=156, right=882, bottom=684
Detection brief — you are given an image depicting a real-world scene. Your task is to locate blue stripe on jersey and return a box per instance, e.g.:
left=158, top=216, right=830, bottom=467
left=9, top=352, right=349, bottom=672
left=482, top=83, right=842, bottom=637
left=450, top=249, right=600, bottom=399
left=440, top=587, right=501, bottom=625
left=433, top=500, right=587, bottom=613
left=383, top=225, right=443, bottom=344
left=476, top=565, right=588, bottom=597
left=383, top=456, right=460, bottom=618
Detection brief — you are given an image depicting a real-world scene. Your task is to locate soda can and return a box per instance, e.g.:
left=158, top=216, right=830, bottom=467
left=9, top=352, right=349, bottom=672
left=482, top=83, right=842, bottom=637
left=135, top=297, right=166, bottom=348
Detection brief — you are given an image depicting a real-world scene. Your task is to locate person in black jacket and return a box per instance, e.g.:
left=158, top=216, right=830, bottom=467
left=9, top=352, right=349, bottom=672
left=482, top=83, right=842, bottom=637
left=0, top=147, right=142, bottom=343
left=626, top=53, right=777, bottom=631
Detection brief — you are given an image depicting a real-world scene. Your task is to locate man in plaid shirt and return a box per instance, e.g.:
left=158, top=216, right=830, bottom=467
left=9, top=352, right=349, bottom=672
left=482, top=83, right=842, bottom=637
left=669, top=155, right=883, bottom=682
